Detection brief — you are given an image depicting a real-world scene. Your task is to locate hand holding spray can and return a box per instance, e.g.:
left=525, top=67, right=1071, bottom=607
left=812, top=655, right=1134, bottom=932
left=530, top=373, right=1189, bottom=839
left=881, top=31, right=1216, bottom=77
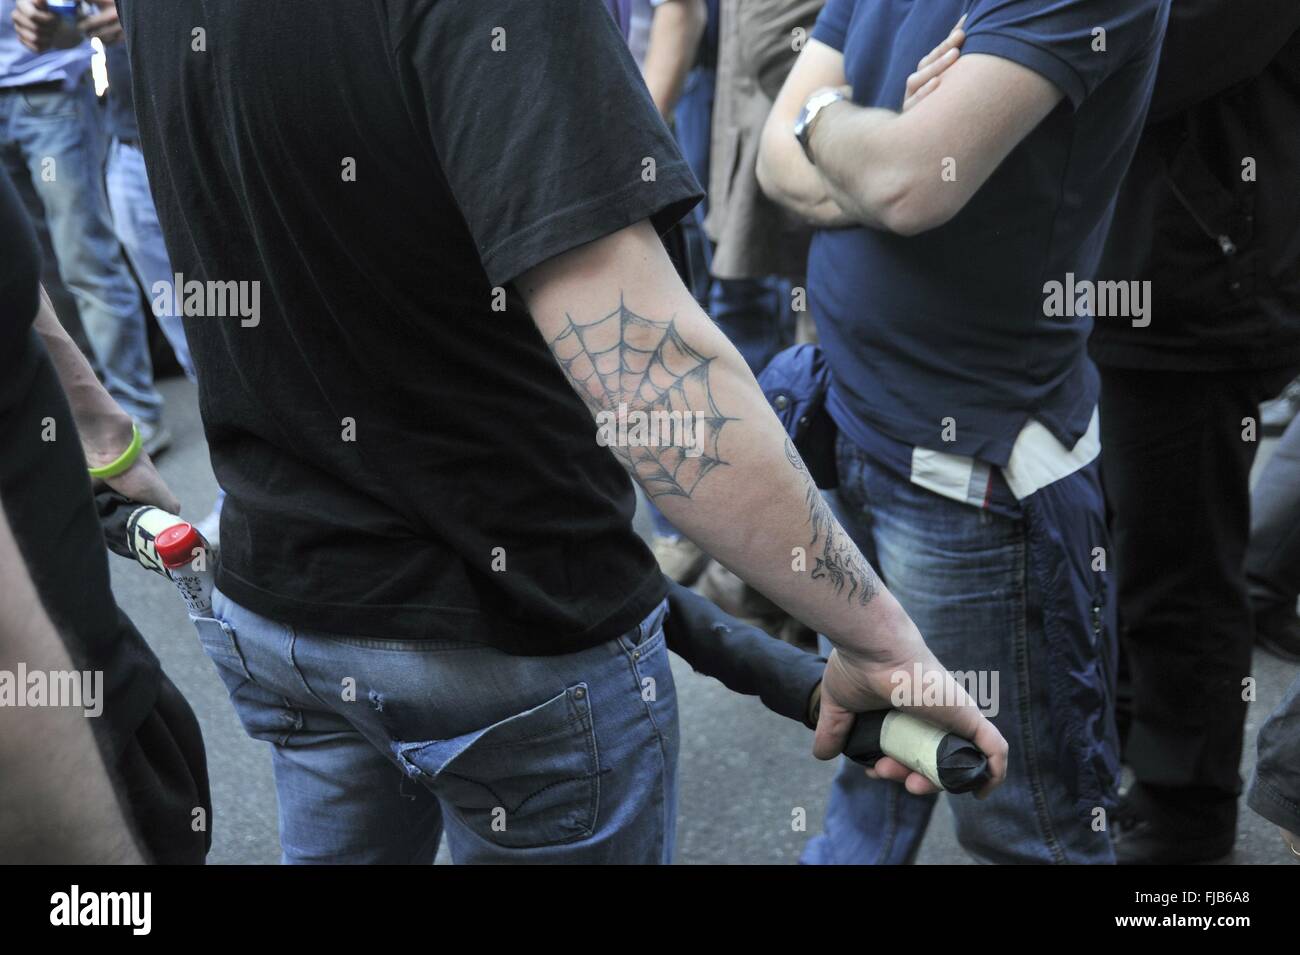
left=97, top=490, right=217, bottom=618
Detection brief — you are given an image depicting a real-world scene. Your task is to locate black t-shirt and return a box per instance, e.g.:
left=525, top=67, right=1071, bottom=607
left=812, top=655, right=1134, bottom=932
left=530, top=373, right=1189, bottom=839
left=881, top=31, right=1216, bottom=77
left=0, top=165, right=160, bottom=754
left=118, top=0, right=703, bottom=652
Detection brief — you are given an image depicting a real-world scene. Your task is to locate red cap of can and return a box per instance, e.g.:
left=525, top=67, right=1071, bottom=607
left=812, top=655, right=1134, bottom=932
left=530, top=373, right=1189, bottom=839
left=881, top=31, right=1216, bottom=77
left=154, top=522, right=206, bottom=570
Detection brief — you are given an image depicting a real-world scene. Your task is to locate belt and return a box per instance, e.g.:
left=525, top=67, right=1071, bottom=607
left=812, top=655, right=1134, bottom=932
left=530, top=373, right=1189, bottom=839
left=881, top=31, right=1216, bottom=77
left=0, top=80, right=65, bottom=95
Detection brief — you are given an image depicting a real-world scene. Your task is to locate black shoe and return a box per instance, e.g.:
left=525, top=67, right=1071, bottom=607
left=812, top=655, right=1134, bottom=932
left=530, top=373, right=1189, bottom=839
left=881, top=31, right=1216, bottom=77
left=1255, top=601, right=1300, bottom=663
left=1113, top=790, right=1235, bottom=865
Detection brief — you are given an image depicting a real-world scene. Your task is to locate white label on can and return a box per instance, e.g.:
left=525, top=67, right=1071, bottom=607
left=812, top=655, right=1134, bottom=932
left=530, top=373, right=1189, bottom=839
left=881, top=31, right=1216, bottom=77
left=879, top=711, right=948, bottom=789
left=169, top=569, right=213, bottom=616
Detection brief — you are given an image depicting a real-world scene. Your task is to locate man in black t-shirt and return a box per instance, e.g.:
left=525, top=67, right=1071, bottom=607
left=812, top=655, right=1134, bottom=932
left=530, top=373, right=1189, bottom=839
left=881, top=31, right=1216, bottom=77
left=118, top=0, right=1006, bottom=862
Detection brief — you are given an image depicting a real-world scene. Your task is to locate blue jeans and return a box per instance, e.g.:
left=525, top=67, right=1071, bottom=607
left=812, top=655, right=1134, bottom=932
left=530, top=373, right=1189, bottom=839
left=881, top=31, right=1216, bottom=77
left=106, top=137, right=196, bottom=381
left=196, top=590, right=680, bottom=863
left=0, top=76, right=163, bottom=423
left=801, top=434, right=1117, bottom=864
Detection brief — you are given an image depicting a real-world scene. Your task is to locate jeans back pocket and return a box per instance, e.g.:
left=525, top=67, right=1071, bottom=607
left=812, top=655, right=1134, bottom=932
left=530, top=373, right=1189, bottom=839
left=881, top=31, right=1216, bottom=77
left=393, top=684, right=599, bottom=850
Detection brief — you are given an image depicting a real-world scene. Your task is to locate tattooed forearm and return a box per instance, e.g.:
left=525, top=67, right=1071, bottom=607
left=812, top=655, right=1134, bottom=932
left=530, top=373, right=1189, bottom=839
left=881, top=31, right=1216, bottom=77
left=787, top=438, right=878, bottom=607
left=548, top=295, right=736, bottom=499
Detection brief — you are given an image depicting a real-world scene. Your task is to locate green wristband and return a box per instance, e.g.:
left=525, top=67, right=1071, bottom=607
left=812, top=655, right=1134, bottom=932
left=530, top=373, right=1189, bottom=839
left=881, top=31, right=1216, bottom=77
left=87, top=423, right=142, bottom=480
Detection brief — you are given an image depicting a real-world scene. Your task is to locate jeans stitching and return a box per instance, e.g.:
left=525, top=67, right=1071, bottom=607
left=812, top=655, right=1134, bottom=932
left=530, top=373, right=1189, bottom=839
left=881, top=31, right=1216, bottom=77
left=623, top=628, right=673, bottom=861
left=286, top=627, right=331, bottom=710
left=1013, top=525, right=1069, bottom=864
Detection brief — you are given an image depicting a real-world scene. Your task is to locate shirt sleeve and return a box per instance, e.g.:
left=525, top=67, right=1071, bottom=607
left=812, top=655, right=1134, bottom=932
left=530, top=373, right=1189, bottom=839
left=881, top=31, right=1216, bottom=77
left=810, top=0, right=856, bottom=53
left=394, top=0, right=703, bottom=287
left=962, top=0, right=1169, bottom=109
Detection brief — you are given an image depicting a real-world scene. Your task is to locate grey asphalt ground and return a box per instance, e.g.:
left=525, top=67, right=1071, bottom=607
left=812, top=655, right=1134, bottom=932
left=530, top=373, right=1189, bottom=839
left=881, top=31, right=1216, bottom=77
left=111, top=377, right=1299, bottom=864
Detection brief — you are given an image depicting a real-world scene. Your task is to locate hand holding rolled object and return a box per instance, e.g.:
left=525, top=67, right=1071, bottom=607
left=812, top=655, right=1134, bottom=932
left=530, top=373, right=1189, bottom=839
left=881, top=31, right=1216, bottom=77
left=839, top=707, right=992, bottom=794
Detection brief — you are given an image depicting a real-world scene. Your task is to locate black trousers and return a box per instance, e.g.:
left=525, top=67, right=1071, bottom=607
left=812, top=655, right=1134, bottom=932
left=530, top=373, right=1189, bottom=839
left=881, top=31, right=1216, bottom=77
left=1099, top=364, right=1298, bottom=826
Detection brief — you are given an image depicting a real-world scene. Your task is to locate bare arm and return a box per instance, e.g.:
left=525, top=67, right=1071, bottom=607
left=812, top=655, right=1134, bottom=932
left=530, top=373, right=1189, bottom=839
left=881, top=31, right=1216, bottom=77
left=759, top=37, right=1064, bottom=235
left=754, top=40, right=856, bottom=228
left=0, top=503, right=144, bottom=863
left=517, top=221, right=1007, bottom=791
left=642, top=0, right=707, bottom=120
left=32, top=288, right=179, bottom=512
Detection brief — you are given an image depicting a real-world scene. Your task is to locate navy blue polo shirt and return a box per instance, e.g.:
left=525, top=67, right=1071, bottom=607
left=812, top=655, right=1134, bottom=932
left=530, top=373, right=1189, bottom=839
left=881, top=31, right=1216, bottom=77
left=809, top=0, right=1168, bottom=465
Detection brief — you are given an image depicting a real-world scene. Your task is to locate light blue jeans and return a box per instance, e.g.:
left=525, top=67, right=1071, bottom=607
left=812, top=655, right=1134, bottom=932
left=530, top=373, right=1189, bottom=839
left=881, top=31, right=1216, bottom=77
left=106, top=137, right=195, bottom=381
left=196, top=589, right=680, bottom=863
left=0, top=76, right=162, bottom=423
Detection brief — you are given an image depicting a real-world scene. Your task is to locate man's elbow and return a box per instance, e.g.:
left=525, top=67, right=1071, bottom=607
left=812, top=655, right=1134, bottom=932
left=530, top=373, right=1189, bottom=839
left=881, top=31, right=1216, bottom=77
left=872, top=170, right=964, bottom=237
left=755, top=121, right=798, bottom=210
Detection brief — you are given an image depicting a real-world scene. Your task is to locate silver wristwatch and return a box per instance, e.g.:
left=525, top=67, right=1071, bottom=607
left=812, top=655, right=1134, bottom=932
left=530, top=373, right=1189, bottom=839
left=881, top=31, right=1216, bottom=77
left=794, top=88, right=848, bottom=164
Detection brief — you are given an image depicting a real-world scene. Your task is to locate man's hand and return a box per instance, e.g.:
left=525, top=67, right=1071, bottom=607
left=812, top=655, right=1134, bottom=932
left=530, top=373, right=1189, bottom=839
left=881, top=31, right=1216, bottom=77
left=902, top=16, right=965, bottom=112
left=815, top=607, right=1008, bottom=797
left=11, top=0, right=79, bottom=52
left=79, top=0, right=121, bottom=45
left=83, top=416, right=180, bottom=514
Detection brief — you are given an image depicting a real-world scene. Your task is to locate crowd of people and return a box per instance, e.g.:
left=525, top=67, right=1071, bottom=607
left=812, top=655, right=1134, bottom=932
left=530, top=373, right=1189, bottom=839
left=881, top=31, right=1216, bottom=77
left=1, top=0, right=1297, bottom=866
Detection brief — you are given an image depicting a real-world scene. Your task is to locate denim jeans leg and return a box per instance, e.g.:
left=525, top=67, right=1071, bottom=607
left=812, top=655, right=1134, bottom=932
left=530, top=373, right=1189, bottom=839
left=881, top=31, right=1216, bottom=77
left=10, top=78, right=162, bottom=423
left=830, top=436, right=1114, bottom=863
left=106, top=137, right=196, bottom=381
left=710, top=277, right=787, bottom=375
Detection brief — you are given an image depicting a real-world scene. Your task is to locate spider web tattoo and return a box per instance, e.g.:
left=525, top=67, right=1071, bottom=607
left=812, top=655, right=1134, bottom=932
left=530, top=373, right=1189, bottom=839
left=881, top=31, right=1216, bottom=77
left=548, top=296, right=735, bottom=499
left=787, top=438, right=878, bottom=607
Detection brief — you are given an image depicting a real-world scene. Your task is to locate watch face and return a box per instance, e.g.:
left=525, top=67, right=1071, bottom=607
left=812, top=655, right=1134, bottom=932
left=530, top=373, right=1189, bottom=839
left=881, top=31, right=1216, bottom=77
left=797, top=90, right=841, bottom=154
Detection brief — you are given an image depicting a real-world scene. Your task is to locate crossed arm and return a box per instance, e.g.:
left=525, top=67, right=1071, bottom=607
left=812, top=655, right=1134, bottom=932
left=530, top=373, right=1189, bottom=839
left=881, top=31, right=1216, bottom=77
left=756, top=34, right=1063, bottom=234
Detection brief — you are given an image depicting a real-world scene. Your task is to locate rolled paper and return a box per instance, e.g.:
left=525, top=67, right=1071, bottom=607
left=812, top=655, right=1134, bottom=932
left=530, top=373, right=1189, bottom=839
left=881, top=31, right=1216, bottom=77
left=841, top=709, right=991, bottom=794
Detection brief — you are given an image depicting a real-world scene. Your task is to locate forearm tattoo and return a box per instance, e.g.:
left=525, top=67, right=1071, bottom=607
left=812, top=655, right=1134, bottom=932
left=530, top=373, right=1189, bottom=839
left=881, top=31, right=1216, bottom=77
left=548, top=296, right=735, bottom=499
left=786, top=438, right=878, bottom=607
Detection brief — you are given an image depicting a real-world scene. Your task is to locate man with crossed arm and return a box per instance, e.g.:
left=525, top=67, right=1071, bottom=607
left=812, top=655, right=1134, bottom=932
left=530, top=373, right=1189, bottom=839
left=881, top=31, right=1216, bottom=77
left=758, top=0, right=1169, bottom=863
left=118, top=0, right=1004, bottom=863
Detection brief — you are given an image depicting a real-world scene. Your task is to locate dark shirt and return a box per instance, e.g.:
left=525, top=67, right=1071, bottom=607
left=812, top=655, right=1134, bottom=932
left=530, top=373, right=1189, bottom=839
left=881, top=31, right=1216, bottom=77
left=118, top=0, right=702, bottom=652
left=1091, top=4, right=1300, bottom=372
left=809, top=0, right=1168, bottom=465
left=0, top=164, right=160, bottom=755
